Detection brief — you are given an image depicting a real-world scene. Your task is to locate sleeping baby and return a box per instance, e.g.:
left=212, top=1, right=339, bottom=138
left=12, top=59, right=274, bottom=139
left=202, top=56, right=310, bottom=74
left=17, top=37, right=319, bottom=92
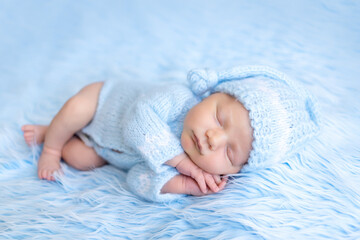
left=21, top=65, right=320, bottom=202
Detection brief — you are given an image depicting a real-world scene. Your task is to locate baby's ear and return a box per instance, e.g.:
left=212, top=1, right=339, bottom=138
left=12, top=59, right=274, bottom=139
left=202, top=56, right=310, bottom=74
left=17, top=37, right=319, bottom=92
left=187, top=68, right=218, bottom=96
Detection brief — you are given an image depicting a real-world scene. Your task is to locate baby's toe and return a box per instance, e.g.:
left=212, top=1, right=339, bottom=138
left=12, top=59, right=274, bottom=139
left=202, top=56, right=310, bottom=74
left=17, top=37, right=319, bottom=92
left=38, top=169, right=45, bottom=180
left=24, top=133, right=35, bottom=145
left=39, top=169, right=49, bottom=181
left=45, top=170, right=54, bottom=181
left=25, top=135, right=34, bottom=142
left=23, top=130, right=33, bottom=135
left=22, top=125, right=34, bottom=132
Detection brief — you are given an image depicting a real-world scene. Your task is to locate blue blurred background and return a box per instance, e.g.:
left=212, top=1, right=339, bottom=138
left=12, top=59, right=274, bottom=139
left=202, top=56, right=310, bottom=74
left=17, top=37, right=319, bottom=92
left=1, top=1, right=360, bottom=239
left=1, top=1, right=359, bottom=124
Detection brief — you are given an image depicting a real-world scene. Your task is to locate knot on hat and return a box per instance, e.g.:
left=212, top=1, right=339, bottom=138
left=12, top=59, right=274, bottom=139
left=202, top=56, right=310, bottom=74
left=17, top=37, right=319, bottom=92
left=187, top=68, right=218, bottom=95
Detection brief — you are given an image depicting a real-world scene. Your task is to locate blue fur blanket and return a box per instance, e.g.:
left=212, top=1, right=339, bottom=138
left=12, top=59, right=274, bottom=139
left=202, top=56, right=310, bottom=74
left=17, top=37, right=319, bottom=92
left=1, top=0, right=360, bottom=239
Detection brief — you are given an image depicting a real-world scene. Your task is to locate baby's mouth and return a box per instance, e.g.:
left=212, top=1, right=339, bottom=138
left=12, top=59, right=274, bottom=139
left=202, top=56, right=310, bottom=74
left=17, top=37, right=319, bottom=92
left=192, top=132, right=202, bottom=154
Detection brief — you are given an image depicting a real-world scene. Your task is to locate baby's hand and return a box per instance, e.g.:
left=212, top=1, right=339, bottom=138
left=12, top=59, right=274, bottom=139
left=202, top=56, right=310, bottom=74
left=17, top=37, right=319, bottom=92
left=183, top=175, right=227, bottom=196
left=170, top=154, right=225, bottom=194
left=161, top=174, right=227, bottom=196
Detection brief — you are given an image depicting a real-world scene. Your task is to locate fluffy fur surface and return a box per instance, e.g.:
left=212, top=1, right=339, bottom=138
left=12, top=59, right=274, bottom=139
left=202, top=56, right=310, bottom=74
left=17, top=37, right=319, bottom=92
left=1, top=0, right=360, bottom=239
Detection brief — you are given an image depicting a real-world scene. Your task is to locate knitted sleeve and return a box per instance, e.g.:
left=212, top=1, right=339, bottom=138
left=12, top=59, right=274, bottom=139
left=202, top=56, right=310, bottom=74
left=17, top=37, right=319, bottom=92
left=126, top=163, right=184, bottom=202
left=123, top=84, right=197, bottom=173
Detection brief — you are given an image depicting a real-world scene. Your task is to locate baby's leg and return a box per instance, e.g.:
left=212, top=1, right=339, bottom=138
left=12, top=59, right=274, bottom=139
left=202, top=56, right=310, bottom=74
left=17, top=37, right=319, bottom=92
left=23, top=82, right=104, bottom=181
left=22, top=126, right=106, bottom=174
left=22, top=125, right=59, bottom=181
left=62, top=136, right=106, bottom=171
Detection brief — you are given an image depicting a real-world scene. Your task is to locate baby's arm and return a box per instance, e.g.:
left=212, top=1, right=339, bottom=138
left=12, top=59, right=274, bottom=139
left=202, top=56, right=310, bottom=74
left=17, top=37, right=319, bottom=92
left=126, top=161, right=227, bottom=201
left=165, top=153, right=225, bottom=194
left=161, top=174, right=227, bottom=196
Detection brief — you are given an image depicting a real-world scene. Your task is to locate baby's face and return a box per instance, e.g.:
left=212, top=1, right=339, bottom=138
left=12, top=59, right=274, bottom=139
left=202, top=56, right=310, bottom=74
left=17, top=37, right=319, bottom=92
left=181, top=92, right=253, bottom=175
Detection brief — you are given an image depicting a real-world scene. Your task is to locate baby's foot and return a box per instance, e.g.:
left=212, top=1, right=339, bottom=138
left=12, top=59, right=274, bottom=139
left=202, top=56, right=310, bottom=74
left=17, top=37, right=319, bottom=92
left=21, top=125, right=48, bottom=146
left=37, top=146, right=62, bottom=181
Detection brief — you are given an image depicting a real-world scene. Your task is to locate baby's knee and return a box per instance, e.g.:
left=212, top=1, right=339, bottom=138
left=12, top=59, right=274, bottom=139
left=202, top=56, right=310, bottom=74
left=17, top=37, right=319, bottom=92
left=62, top=137, right=105, bottom=171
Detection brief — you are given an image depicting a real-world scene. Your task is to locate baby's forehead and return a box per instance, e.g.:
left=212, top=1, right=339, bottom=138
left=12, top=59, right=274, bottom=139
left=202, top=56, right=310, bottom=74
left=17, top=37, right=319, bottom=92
left=209, top=91, right=239, bottom=103
left=217, top=93, right=253, bottom=131
left=216, top=93, right=247, bottom=112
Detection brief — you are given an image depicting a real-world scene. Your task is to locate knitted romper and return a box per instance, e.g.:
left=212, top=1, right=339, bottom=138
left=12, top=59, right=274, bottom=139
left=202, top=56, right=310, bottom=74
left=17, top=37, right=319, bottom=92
left=79, top=78, right=200, bottom=202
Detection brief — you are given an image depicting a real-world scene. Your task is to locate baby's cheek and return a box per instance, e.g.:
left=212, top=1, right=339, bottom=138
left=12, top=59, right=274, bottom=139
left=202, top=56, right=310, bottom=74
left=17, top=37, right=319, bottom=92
left=206, top=153, right=228, bottom=174
left=180, top=133, right=193, bottom=151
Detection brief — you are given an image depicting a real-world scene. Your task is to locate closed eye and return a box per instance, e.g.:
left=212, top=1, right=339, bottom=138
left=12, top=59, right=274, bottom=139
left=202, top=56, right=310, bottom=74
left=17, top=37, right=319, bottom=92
left=226, top=145, right=233, bottom=165
left=216, top=107, right=222, bottom=127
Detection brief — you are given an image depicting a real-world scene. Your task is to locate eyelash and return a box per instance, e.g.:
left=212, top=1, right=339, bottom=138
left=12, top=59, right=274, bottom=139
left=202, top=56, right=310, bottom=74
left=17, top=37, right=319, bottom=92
left=216, top=107, right=231, bottom=164
left=216, top=108, right=222, bottom=126
left=226, top=145, right=232, bottom=164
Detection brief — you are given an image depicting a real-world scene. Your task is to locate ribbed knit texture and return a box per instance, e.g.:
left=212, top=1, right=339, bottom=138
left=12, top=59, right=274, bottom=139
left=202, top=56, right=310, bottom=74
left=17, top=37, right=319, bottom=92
left=81, top=78, right=199, bottom=201
left=188, top=65, right=320, bottom=171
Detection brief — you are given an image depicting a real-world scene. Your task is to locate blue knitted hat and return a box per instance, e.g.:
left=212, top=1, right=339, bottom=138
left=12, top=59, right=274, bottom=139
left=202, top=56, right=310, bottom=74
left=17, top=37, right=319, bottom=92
left=187, top=65, right=320, bottom=171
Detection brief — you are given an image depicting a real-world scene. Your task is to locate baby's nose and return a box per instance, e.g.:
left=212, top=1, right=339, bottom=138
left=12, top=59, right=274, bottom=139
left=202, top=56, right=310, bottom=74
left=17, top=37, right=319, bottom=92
left=206, top=128, right=227, bottom=151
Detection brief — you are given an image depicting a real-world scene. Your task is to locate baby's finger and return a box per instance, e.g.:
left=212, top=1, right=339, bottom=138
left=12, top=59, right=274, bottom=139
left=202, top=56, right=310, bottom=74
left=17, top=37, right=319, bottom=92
left=213, top=174, right=221, bottom=185
left=204, top=173, right=220, bottom=193
left=195, top=174, right=207, bottom=194
left=221, top=175, right=228, bottom=182
left=218, top=177, right=228, bottom=191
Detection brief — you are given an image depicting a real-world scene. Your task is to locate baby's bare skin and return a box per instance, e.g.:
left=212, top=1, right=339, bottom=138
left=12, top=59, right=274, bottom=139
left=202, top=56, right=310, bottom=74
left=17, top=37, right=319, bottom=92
left=22, top=82, right=105, bottom=181
left=22, top=125, right=47, bottom=146
left=22, top=125, right=61, bottom=181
